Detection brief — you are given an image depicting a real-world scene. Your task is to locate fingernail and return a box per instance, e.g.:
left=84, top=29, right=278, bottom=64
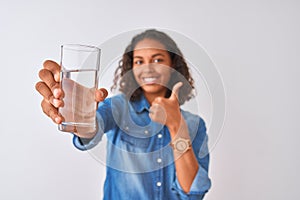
left=54, top=74, right=59, bottom=82
left=53, top=89, right=59, bottom=98
left=55, top=117, right=60, bottom=123
left=53, top=99, right=60, bottom=107
left=99, top=90, right=104, bottom=98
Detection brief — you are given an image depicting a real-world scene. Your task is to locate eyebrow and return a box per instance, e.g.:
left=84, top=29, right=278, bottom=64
left=133, top=53, right=165, bottom=59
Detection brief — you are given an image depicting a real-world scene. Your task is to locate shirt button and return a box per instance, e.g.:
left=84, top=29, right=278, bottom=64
left=125, top=126, right=129, bottom=131
left=144, top=130, right=149, bottom=135
left=157, top=158, right=162, bottom=163
left=156, top=182, right=162, bottom=187
left=157, top=134, right=162, bottom=138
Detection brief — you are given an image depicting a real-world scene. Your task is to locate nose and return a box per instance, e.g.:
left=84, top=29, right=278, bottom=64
left=143, top=63, right=155, bottom=73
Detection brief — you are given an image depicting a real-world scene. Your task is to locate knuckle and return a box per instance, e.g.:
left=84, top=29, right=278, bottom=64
left=42, top=108, right=48, bottom=116
left=48, top=109, right=55, bottom=118
left=150, top=106, right=157, bottom=112
left=150, top=114, right=156, bottom=120
left=155, top=97, right=163, bottom=102
left=49, top=81, right=57, bottom=90
left=42, top=109, right=49, bottom=117
left=47, top=93, right=54, bottom=102
left=41, top=101, right=49, bottom=116
left=41, top=99, right=47, bottom=107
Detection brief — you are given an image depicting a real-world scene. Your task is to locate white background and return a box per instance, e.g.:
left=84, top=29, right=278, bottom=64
left=1, top=0, right=299, bottom=199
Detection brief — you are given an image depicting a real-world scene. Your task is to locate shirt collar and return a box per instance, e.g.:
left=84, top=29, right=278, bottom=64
left=131, top=94, right=150, bottom=113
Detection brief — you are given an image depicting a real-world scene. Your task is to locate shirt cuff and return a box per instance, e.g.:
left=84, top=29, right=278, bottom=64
left=73, top=130, right=103, bottom=151
left=72, top=111, right=106, bottom=151
left=172, top=166, right=211, bottom=198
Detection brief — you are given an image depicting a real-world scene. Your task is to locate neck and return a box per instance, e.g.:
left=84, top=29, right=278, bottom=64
left=143, top=90, right=166, bottom=105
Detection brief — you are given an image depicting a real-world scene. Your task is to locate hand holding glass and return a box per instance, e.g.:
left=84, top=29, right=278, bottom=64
left=58, top=44, right=100, bottom=135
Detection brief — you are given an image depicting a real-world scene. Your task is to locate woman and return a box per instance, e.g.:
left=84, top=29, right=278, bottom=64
left=36, top=29, right=211, bottom=199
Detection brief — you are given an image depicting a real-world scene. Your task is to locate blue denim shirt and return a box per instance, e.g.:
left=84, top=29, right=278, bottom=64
left=73, top=94, right=211, bottom=200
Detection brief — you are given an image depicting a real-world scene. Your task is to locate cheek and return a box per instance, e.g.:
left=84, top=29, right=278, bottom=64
left=132, top=68, right=141, bottom=82
left=165, top=74, right=172, bottom=85
left=160, top=68, right=172, bottom=82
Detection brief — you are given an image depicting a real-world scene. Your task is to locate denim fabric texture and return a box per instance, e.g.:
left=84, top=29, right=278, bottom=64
left=73, top=94, right=211, bottom=200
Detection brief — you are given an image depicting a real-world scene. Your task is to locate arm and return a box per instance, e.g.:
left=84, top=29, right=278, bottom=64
left=73, top=97, right=117, bottom=150
left=73, top=95, right=127, bottom=150
left=149, top=82, right=211, bottom=196
left=170, top=116, right=211, bottom=198
left=169, top=118, right=199, bottom=193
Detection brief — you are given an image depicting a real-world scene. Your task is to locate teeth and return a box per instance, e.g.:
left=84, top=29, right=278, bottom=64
left=143, top=77, right=157, bottom=83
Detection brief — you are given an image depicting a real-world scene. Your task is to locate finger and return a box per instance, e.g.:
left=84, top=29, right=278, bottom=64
left=152, top=97, right=164, bottom=104
left=38, top=69, right=62, bottom=98
left=149, top=103, right=162, bottom=115
left=95, top=88, right=108, bottom=102
left=169, top=82, right=183, bottom=101
left=43, top=60, right=61, bottom=82
left=149, top=103, right=167, bottom=124
left=41, top=99, right=62, bottom=124
left=35, top=81, right=51, bottom=99
left=35, top=81, right=63, bottom=107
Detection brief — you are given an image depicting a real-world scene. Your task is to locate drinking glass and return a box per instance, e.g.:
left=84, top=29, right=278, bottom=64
left=58, top=44, right=101, bottom=134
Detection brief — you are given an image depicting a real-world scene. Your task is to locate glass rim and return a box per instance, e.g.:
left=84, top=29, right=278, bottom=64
left=61, top=44, right=101, bottom=52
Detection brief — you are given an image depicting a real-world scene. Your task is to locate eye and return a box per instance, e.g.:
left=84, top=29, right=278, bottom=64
left=134, top=60, right=143, bottom=65
left=153, top=58, right=163, bottom=63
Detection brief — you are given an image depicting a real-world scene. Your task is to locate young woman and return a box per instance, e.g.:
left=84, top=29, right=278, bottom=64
left=36, top=29, right=211, bottom=199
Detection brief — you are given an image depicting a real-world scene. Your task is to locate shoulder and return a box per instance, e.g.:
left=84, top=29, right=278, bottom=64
left=181, top=110, right=206, bottom=131
left=181, top=110, right=207, bottom=142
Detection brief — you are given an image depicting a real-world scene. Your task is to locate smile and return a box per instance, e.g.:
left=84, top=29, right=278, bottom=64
left=142, top=77, right=160, bottom=84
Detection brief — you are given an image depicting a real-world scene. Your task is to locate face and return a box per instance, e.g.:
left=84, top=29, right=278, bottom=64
left=132, top=39, right=172, bottom=98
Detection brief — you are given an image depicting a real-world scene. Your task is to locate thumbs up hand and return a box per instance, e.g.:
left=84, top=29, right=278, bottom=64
left=149, top=82, right=183, bottom=134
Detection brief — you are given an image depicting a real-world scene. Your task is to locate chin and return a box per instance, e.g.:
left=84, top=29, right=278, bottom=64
left=141, top=84, right=166, bottom=94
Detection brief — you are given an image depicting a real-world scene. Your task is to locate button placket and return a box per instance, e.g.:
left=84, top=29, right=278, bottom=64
left=153, top=131, right=163, bottom=194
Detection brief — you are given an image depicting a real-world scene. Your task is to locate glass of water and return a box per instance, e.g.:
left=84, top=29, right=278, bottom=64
left=58, top=44, right=101, bottom=135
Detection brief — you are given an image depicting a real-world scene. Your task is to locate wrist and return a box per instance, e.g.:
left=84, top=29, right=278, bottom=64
left=167, top=115, right=183, bottom=135
left=167, top=123, right=180, bottom=136
left=170, top=137, right=192, bottom=154
left=168, top=117, right=188, bottom=139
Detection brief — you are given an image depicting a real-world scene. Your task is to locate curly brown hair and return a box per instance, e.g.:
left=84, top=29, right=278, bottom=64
left=111, top=29, right=195, bottom=105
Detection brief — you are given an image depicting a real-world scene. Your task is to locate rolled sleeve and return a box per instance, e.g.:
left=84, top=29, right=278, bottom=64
left=72, top=96, right=118, bottom=151
left=189, top=166, right=211, bottom=194
left=73, top=130, right=103, bottom=151
left=172, top=166, right=211, bottom=199
left=171, top=114, right=211, bottom=199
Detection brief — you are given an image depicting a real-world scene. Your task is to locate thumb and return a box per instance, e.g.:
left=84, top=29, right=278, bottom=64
left=169, top=82, right=183, bottom=101
left=95, top=88, right=108, bottom=102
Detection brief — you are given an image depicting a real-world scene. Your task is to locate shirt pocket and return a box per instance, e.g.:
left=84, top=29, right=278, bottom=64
left=120, top=134, right=150, bottom=152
